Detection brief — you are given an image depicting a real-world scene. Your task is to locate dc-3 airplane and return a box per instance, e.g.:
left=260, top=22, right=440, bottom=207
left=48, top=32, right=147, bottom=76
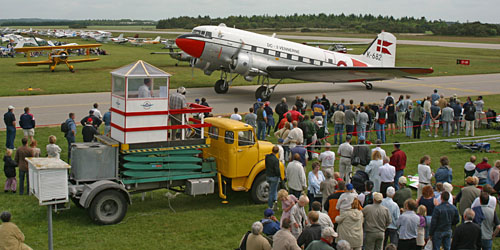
left=175, top=24, right=434, bottom=100
left=14, top=44, right=102, bottom=72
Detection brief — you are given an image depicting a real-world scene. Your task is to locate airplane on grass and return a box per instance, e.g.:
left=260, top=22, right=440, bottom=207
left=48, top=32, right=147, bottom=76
left=129, top=36, right=161, bottom=46
left=110, top=34, right=128, bottom=44
left=175, top=24, right=433, bottom=101
left=14, top=44, right=102, bottom=72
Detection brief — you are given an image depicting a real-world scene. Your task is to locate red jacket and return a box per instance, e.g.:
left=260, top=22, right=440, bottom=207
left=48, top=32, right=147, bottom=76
left=284, top=110, right=303, bottom=122
left=390, top=149, right=407, bottom=171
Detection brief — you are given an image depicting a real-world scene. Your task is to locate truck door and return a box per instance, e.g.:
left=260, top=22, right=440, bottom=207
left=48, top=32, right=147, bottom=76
left=236, top=129, right=259, bottom=177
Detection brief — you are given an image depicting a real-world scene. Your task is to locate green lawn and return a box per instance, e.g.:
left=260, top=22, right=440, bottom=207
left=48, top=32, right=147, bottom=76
left=1, top=94, right=500, bottom=249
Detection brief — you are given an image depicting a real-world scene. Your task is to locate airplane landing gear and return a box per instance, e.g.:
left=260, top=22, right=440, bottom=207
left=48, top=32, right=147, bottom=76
left=214, top=79, right=229, bottom=94
left=363, top=81, right=373, bottom=90
left=255, top=86, right=273, bottom=101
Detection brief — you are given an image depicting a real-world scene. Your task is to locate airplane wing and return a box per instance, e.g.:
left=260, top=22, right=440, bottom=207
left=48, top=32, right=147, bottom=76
left=304, top=42, right=369, bottom=46
left=66, top=58, right=100, bottom=63
left=17, top=60, right=53, bottom=66
left=150, top=52, right=182, bottom=55
left=265, top=66, right=434, bottom=82
left=14, top=44, right=101, bottom=52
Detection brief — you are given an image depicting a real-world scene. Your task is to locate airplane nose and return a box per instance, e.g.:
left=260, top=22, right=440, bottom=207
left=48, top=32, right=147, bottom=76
left=175, top=35, right=205, bottom=58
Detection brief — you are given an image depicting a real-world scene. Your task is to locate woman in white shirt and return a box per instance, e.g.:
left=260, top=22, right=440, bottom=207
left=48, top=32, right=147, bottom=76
left=417, top=155, right=433, bottom=199
left=365, top=150, right=383, bottom=192
left=307, top=162, right=325, bottom=210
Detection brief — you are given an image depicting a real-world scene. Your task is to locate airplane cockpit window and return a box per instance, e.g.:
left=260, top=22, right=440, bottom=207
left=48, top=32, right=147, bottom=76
left=200, top=30, right=206, bottom=36
left=206, top=31, right=212, bottom=38
left=192, top=29, right=201, bottom=34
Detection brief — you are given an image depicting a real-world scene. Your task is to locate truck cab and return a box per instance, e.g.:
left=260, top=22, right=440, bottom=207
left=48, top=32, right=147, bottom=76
left=203, top=118, right=285, bottom=203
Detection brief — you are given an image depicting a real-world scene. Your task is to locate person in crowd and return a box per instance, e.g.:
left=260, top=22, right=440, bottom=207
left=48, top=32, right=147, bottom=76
left=463, top=97, right=476, bottom=136
left=416, top=205, right=427, bottom=249
left=264, top=102, right=274, bottom=137
left=473, top=192, right=499, bottom=250
left=392, top=176, right=412, bottom=209
left=284, top=105, right=304, bottom=122
left=366, top=150, right=383, bottom=192
left=29, top=139, right=40, bottom=157
left=19, top=107, right=35, bottom=141
left=324, top=181, right=346, bottom=224
left=266, top=146, right=281, bottom=210
left=290, top=195, right=309, bottom=238
left=352, top=136, right=371, bottom=172
left=3, top=149, right=17, bottom=193
left=441, top=182, right=454, bottom=205
left=320, top=169, right=337, bottom=211
left=417, top=155, right=432, bottom=198
left=245, top=107, right=258, bottom=128
left=396, top=199, right=420, bottom=250
left=239, top=221, right=272, bottom=250
left=386, top=98, right=397, bottom=136
left=304, top=226, right=337, bottom=250
left=80, top=109, right=102, bottom=129
left=286, top=153, right=307, bottom=199
left=91, top=103, right=102, bottom=119
left=474, top=157, right=491, bottom=185
left=441, top=104, right=454, bottom=137
left=488, top=160, right=500, bottom=186
left=450, top=208, right=481, bottom=250
left=200, top=97, right=210, bottom=117
left=379, top=156, right=395, bottom=198
left=473, top=96, right=484, bottom=129
left=4, top=105, right=16, bottom=150
left=256, top=104, right=268, bottom=140
left=471, top=184, right=497, bottom=210
left=411, top=100, right=424, bottom=139
left=437, top=95, right=448, bottom=110
left=102, top=108, right=111, bottom=136
left=15, top=138, right=32, bottom=196
left=272, top=218, right=301, bottom=250
left=312, top=98, right=326, bottom=121
left=261, top=208, right=280, bottom=236
left=464, top=155, right=477, bottom=178
left=430, top=191, right=459, bottom=250
left=307, top=162, right=325, bottom=210
left=434, top=183, right=444, bottom=201
left=311, top=201, right=333, bottom=229
left=230, top=107, right=242, bottom=121
left=337, top=183, right=359, bottom=213
left=335, top=240, right=352, bottom=250
left=455, top=176, right=481, bottom=221
left=64, top=113, right=77, bottom=162
left=431, top=89, right=440, bottom=104
left=338, top=135, right=353, bottom=183
left=375, top=104, right=388, bottom=143
left=357, top=181, right=374, bottom=207
left=371, top=140, right=387, bottom=159
left=0, top=211, right=32, bottom=250
left=331, top=106, right=345, bottom=145
left=429, top=101, right=441, bottom=137
left=434, top=156, right=452, bottom=184
left=389, top=142, right=406, bottom=191
left=363, top=192, right=392, bottom=250
left=82, top=118, right=99, bottom=142
left=395, top=95, right=405, bottom=133
left=318, top=143, right=335, bottom=172
left=381, top=187, right=399, bottom=248
left=303, top=115, right=317, bottom=160
left=278, top=189, right=298, bottom=226
left=405, top=105, right=413, bottom=138
left=274, top=98, right=289, bottom=132
left=451, top=99, right=462, bottom=136
left=297, top=211, right=322, bottom=249
left=290, top=142, right=307, bottom=167
left=335, top=199, right=364, bottom=250
left=344, top=105, right=356, bottom=137
left=422, top=96, right=432, bottom=132
left=356, top=108, right=369, bottom=139
left=284, top=121, right=303, bottom=149
left=417, top=185, right=438, bottom=240
left=384, top=92, right=395, bottom=108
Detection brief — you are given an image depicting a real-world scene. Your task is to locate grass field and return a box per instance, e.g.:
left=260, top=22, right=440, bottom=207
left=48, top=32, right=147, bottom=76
left=1, top=36, right=500, bottom=97
left=0, top=94, right=500, bottom=249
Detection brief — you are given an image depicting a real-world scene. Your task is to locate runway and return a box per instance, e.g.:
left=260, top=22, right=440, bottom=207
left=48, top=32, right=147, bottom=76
left=0, top=73, right=499, bottom=128
left=99, top=29, right=500, bottom=50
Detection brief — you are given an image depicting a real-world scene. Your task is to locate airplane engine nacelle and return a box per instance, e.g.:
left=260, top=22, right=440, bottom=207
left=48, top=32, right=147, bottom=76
left=230, top=52, right=252, bottom=76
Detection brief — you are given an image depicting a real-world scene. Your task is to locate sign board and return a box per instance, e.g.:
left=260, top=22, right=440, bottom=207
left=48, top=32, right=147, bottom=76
left=456, top=59, right=470, bottom=66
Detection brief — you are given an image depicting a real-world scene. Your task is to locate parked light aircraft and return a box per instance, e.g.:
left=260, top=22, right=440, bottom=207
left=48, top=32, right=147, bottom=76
left=175, top=24, right=433, bottom=100
left=130, top=36, right=161, bottom=46
left=110, top=34, right=128, bottom=44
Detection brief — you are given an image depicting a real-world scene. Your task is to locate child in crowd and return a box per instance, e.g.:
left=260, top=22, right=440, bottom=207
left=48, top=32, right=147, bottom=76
left=334, top=172, right=343, bottom=189
left=3, top=149, right=17, bottom=193
left=278, top=189, right=298, bottom=226
left=30, top=139, right=41, bottom=157
left=290, top=195, right=309, bottom=238
left=434, top=182, right=443, bottom=200
left=416, top=205, right=427, bottom=248
left=46, top=135, right=62, bottom=159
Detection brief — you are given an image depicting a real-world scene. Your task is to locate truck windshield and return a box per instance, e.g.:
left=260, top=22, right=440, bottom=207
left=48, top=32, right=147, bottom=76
left=238, top=130, right=254, bottom=146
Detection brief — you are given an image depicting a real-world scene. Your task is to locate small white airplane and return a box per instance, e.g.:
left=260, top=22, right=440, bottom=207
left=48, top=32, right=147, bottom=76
left=110, top=34, right=128, bottom=44
left=176, top=24, right=433, bottom=100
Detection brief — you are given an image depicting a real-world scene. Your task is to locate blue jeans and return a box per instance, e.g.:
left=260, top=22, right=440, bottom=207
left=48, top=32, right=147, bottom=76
left=442, top=121, right=452, bottom=137
left=394, top=170, right=404, bottom=191
left=266, top=176, right=280, bottom=208
left=405, top=120, right=413, bottom=137
left=357, top=125, right=366, bottom=139
left=375, top=123, right=386, bottom=143
left=422, top=112, right=431, bottom=130
left=6, top=125, right=16, bottom=149
left=334, top=124, right=344, bottom=145
left=482, top=239, right=492, bottom=250
left=266, top=116, right=275, bottom=135
left=432, top=230, right=452, bottom=250
left=346, top=124, right=355, bottom=136
left=257, top=120, right=266, bottom=140
left=18, top=170, right=29, bottom=195
left=66, top=135, right=75, bottom=162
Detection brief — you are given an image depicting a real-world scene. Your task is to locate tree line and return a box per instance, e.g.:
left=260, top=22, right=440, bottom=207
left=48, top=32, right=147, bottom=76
left=0, top=19, right=155, bottom=27
left=156, top=14, right=500, bottom=37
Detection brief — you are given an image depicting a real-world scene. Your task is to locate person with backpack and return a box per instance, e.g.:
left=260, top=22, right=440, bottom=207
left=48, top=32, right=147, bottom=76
left=351, top=136, right=371, bottom=173
left=358, top=180, right=375, bottom=207
left=375, top=104, right=387, bottom=143
left=63, top=113, right=77, bottom=162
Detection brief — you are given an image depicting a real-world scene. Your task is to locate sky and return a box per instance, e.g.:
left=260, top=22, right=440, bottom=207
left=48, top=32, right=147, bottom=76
left=1, top=0, right=498, bottom=24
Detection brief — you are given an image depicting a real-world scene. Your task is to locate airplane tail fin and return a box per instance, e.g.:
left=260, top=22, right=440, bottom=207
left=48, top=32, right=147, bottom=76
left=48, top=41, right=55, bottom=46
left=118, top=34, right=123, bottom=39
left=154, top=36, right=160, bottom=42
left=14, top=40, right=24, bottom=49
left=362, top=32, right=396, bottom=67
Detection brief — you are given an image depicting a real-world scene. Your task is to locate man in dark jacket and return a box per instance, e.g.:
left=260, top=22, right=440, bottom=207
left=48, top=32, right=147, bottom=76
left=297, top=211, right=322, bottom=249
left=389, top=142, right=407, bottom=191
left=274, top=98, right=289, bottom=132
left=430, top=191, right=459, bottom=250
left=14, top=138, right=33, bottom=195
left=265, top=146, right=281, bottom=209
left=82, top=118, right=99, bottom=142
left=4, top=106, right=16, bottom=150
left=352, top=136, right=371, bottom=172
left=80, top=110, right=102, bottom=129
left=463, top=97, right=476, bottom=136
left=19, top=107, right=35, bottom=141
left=451, top=100, right=462, bottom=136
left=451, top=208, right=482, bottom=250
left=3, top=149, right=17, bottom=193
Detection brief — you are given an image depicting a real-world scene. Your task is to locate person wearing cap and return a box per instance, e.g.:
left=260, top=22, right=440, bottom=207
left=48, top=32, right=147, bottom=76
left=0, top=211, right=32, bottom=250
left=335, top=199, right=364, bottom=250
left=393, top=176, right=412, bottom=209
left=253, top=98, right=263, bottom=114
left=455, top=176, right=481, bottom=221
left=356, top=107, right=369, bottom=140
left=266, top=146, right=281, bottom=210
left=336, top=183, right=359, bottom=212
left=4, top=105, right=16, bottom=149
left=381, top=187, right=399, bottom=248
left=239, top=221, right=271, bottom=250
left=304, top=226, right=337, bottom=250
left=19, top=107, right=35, bottom=141
left=429, top=101, right=441, bottom=137
left=337, top=135, right=353, bottom=183
left=138, top=78, right=153, bottom=98
left=351, top=135, right=371, bottom=172
left=169, top=87, right=187, bottom=140
left=379, top=156, right=395, bottom=198
left=194, top=98, right=200, bottom=105
left=82, top=117, right=99, bottom=142
left=298, top=211, right=322, bottom=249
left=80, top=110, right=102, bottom=129
left=272, top=218, right=301, bottom=250
left=362, top=192, right=392, bottom=250
left=290, top=195, right=309, bottom=238
left=396, top=199, right=420, bottom=249
left=261, top=208, right=280, bottom=236
left=389, top=142, right=406, bottom=191
left=256, top=103, right=268, bottom=140
left=430, top=191, right=459, bottom=250
left=410, top=100, right=424, bottom=139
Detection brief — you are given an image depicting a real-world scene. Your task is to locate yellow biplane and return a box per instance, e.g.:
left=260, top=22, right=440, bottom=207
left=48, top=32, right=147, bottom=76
left=15, top=44, right=102, bottom=72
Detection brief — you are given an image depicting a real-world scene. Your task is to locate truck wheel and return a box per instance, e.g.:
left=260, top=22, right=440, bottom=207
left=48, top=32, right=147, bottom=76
left=88, top=189, right=128, bottom=225
left=251, top=174, right=269, bottom=204
left=71, top=197, right=84, bottom=209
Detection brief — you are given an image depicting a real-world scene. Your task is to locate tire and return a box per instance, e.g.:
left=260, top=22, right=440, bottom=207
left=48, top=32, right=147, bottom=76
left=251, top=174, right=269, bottom=204
left=71, top=197, right=84, bottom=209
left=255, top=86, right=271, bottom=101
left=365, top=82, right=373, bottom=90
left=214, top=79, right=229, bottom=94
left=88, top=189, right=128, bottom=225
